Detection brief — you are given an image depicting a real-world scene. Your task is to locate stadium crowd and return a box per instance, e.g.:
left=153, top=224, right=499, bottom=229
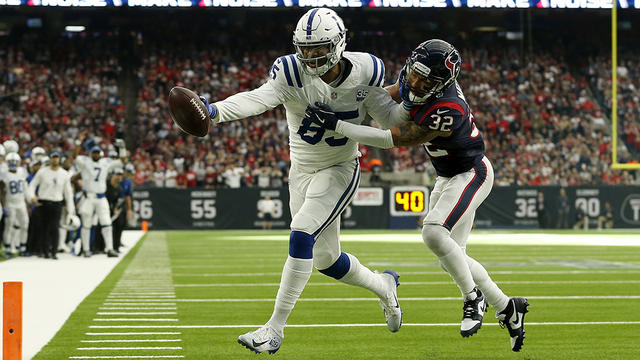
left=1, top=34, right=638, bottom=189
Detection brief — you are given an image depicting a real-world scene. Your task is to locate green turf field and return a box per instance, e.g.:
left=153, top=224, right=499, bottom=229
left=35, top=230, right=640, bottom=360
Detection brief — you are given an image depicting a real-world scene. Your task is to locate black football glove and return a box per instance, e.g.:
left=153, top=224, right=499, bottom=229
left=305, top=101, right=338, bottom=131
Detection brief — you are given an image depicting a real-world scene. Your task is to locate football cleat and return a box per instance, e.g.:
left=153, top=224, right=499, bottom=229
left=237, top=325, right=282, bottom=354
left=497, top=297, right=529, bottom=352
left=460, top=287, right=486, bottom=337
left=378, top=270, right=403, bottom=332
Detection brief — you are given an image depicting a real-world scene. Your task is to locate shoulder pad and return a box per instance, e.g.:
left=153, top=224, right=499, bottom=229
left=360, top=52, right=385, bottom=88
left=269, top=55, right=303, bottom=88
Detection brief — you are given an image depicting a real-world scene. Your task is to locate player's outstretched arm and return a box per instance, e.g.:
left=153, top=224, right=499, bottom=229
left=307, top=102, right=445, bottom=149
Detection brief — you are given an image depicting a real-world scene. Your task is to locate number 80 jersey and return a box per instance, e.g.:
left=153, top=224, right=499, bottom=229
left=214, top=51, right=408, bottom=171
left=410, top=82, right=485, bottom=178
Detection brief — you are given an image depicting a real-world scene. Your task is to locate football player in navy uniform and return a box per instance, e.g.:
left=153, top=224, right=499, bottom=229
left=307, top=39, right=529, bottom=352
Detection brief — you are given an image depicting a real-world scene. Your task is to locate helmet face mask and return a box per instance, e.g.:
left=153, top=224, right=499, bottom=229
left=6, top=153, right=20, bottom=172
left=401, top=39, right=462, bottom=105
left=293, top=8, right=347, bottom=76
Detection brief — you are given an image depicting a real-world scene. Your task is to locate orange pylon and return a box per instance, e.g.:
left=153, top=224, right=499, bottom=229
left=3, top=281, right=22, bottom=360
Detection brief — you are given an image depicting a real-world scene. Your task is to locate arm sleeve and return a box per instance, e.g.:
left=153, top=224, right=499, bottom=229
left=213, top=82, right=286, bottom=123
left=335, top=121, right=394, bottom=149
left=29, top=171, right=41, bottom=196
left=75, top=156, right=87, bottom=171
left=23, top=173, right=34, bottom=203
left=64, top=175, right=75, bottom=215
left=107, top=159, right=123, bottom=173
left=364, top=87, right=410, bottom=129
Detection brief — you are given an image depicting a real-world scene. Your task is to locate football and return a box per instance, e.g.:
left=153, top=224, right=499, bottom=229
left=168, top=86, right=210, bottom=137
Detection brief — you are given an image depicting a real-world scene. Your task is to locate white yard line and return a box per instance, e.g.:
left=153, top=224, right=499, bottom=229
left=80, top=340, right=182, bottom=343
left=171, top=280, right=640, bottom=287
left=99, top=308, right=178, bottom=310
left=85, top=333, right=181, bottom=336
left=93, top=318, right=179, bottom=322
left=77, top=347, right=182, bottom=350
left=69, top=356, right=184, bottom=359
left=87, top=321, right=640, bottom=330
left=172, top=269, right=640, bottom=276
left=96, top=312, right=177, bottom=315
left=0, top=231, right=145, bottom=360
left=123, top=295, right=638, bottom=303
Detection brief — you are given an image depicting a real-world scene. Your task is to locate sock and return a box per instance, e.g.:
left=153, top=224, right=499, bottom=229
left=102, top=226, right=114, bottom=251
left=466, top=255, right=509, bottom=312
left=267, top=255, right=313, bottom=336
left=81, top=227, right=91, bottom=254
left=336, top=253, right=387, bottom=298
left=440, top=246, right=477, bottom=297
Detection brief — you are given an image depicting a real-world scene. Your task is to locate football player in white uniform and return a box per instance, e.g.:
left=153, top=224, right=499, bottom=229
left=0, top=144, right=5, bottom=227
left=0, top=153, right=33, bottom=257
left=72, top=136, right=126, bottom=258
left=307, top=40, right=530, bottom=352
left=198, top=8, right=409, bottom=354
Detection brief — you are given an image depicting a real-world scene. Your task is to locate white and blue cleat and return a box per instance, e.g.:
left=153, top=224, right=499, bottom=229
left=379, top=269, right=403, bottom=332
left=237, top=325, right=282, bottom=354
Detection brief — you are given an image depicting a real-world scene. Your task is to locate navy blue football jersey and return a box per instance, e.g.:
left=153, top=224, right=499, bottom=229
left=410, top=82, right=485, bottom=177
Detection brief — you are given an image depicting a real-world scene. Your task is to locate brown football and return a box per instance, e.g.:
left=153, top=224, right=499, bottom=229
left=168, top=86, right=209, bottom=137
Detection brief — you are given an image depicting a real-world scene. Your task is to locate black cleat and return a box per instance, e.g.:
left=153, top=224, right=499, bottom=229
left=497, top=297, right=529, bottom=352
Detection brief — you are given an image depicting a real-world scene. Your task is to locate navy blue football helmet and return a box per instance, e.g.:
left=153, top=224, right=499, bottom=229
left=400, top=39, right=462, bottom=104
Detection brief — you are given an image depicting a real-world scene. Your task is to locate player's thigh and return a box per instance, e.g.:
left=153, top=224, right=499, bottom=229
left=290, top=159, right=360, bottom=236
left=16, top=206, right=29, bottom=229
left=288, top=165, right=312, bottom=219
left=78, top=197, right=94, bottom=217
left=423, top=157, right=493, bottom=231
left=428, top=177, right=447, bottom=213
left=313, top=219, right=341, bottom=270
left=96, top=198, right=111, bottom=225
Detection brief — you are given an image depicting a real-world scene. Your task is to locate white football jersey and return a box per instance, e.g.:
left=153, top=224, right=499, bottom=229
left=75, top=156, right=123, bottom=193
left=214, top=52, right=408, bottom=170
left=0, top=168, right=30, bottom=206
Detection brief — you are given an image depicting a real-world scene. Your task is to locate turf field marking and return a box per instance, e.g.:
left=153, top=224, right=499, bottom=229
left=77, top=347, right=182, bottom=350
left=80, top=340, right=182, bottom=343
left=97, top=312, right=178, bottom=315
left=69, top=357, right=184, bottom=359
left=171, top=269, right=640, bottom=276
left=93, top=319, right=179, bottom=322
left=103, top=303, right=177, bottom=306
left=109, top=293, right=175, bottom=296
left=87, top=321, right=640, bottom=329
left=85, top=333, right=182, bottom=336
left=171, top=280, right=640, bottom=287
left=139, top=295, right=640, bottom=302
left=99, top=308, right=178, bottom=310
left=107, top=296, right=176, bottom=298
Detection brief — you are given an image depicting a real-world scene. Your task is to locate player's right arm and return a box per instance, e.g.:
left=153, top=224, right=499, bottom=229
left=206, top=56, right=299, bottom=123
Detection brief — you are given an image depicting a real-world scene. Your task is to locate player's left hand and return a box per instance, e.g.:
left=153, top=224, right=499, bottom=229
left=397, top=66, right=416, bottom=110
left=199, top=96, right=217, bottom=120
left=305, top=102, right=338, bottom=130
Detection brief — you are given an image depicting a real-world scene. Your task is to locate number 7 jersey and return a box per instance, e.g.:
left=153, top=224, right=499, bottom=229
left=214, top=51, right=408, bottom=170
left=410, top=82, right=485, bottom=177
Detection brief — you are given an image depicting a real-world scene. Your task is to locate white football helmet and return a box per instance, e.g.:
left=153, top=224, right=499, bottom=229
left=32, top=146, right=46, bottom=160
left=60, top=214, right=81, bottom=231
left=293, top=8, right=347, bottom=76
left=6, top=152, right=20, bottom=171
left=3, top=140, right=19, bottom=154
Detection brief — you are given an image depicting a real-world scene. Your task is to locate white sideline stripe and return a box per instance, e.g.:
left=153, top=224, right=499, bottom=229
left=103, top=303, right=177, bottom=306
left=97, top=312, right=177, bottom=315
left=99, top=308, right=178, bottom=310
left=107, top=296, right=176, bottom=298
left=154, top=295, right=640, bottom=302
left=172, top=270, right=640, bottom=276
left=69, top=357, right=184, bottom=359
left=88, top=321, right=640, bottom=329
left=109, top=293, right=175, bottom=295
left=80, top=340, right=182, bottom=343
left=93, top=319, right=179, bottom=322
left=85, top=333, right=181, bottom=336
left=77, top=347, right=182, bottom=350
left=172, top=280, right=640, bottom=287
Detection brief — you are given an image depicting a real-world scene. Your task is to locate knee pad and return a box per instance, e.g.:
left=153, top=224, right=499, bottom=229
left=318, top=252, right=351, bottom=280
left=422, top=224, right=452, bottom=255
left=289, top=231, right=314, bottom=259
